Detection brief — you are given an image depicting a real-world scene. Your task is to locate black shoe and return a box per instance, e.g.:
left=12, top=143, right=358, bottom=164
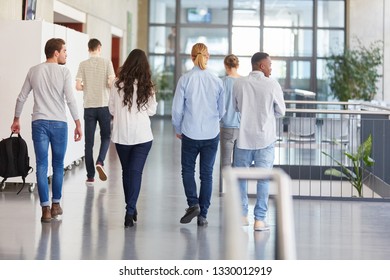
left=197, top=215, right=208, bottom=226
left=124, top=213, right=134, bottom=228
left=180, top=204, right=200, bottom=224
left=133, top=208, right=137, bottom=222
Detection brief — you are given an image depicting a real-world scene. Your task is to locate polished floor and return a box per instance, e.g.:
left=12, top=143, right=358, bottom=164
left=1, top=117, right=390, bottom=260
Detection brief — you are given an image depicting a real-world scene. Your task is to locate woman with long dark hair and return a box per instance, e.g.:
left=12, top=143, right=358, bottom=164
left=109, top=49, right=157, bottom=228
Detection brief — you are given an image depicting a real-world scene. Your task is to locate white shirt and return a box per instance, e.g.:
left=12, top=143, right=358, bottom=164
left=109, top=81, right=157, bottom=145
left=233, top=71, right=286, bottom=149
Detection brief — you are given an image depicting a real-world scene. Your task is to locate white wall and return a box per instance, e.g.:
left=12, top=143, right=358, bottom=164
left=54, top=0, right=138, bottom=63
left=0, top=0, right=138, bottom=66
left=85, top=15, right=113, bottom=59
left=0, top=0, right=22, bottom=19
left=349, top=0, right=389, bottom=103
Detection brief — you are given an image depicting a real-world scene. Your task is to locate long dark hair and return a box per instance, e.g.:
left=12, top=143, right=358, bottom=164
left=115, top=49, right=154, bottom=111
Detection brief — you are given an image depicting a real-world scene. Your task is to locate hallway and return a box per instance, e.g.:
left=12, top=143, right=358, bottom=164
left=1, top=117, right=390, bottom=260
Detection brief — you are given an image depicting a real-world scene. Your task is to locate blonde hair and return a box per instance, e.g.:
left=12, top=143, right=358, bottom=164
left=224, top=54, right=239, bottom=69
left=191, top=43, right=209, bottom=70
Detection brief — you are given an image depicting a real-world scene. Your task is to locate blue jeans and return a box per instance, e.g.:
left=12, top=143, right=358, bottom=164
left=32, top=120, right=68, bottom=207
left=233, top=143, right=275, bottom=221
left=84, top=107, right=111, bottom=179
left=181, top=134, right=219, bottom=218
left=115, top=141, right=152, bottom=215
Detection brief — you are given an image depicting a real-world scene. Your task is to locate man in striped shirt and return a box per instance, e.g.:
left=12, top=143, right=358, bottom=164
left=76, top=38, right=115, bottom=185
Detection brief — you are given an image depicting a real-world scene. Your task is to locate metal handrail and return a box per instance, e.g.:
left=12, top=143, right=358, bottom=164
left=222, top=167, right=297, bottom=260
left=286, top=108, right=390, bottom=117
left=284, top=100, right=390, bottom=118
left=285, top=100, right=390, bottom=112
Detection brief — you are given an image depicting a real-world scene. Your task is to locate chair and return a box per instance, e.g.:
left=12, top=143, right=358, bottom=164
left=320, top=118, right=349, bottom=144
left=288, top=117, right=316, bottom=142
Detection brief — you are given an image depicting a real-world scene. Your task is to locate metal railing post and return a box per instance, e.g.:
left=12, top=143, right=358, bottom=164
left=222, top=167, right=297, bottom=260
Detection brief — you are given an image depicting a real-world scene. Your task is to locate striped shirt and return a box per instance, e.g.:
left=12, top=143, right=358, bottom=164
left=76, top=54, right=115, bottom=108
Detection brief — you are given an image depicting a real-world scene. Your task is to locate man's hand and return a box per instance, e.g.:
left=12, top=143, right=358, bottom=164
left=74, top=119, right=82, bottom=141
left=11, top=117, right=20, bottom=134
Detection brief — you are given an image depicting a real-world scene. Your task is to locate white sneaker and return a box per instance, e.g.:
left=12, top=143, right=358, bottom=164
left=85, top=178, right=95, bottom=187
left=254, top=220, right=270, bottom=231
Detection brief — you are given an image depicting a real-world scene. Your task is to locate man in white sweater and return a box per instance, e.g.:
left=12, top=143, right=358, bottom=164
left=11, top=38, right=82, bottom=223
left=233, top=52, right=286, bottom=231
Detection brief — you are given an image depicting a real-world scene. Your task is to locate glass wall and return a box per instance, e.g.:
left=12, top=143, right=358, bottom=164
left=148, top=0, right=346, bottom=113
left=232, top=0, right=261, bottom=77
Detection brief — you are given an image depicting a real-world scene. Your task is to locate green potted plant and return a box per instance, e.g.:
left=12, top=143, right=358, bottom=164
left=322, top=134, right=374, bottom=197
left=153, top=69, right=174, bottom=115
left=154, top=70, right=174, bottom=101
left=326, top=40, right=383, bottom=102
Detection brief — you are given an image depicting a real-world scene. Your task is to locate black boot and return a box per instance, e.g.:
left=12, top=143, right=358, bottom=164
left=133, top=208, right=138, bottom=222
left=124, top=213, right=134, bottom=228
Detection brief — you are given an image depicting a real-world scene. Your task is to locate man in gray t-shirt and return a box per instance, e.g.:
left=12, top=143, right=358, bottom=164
left=12, top=38, right=82, bottom=223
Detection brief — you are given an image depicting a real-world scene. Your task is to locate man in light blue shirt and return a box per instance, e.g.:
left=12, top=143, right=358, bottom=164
left=172, top=43, right=225, bottom=227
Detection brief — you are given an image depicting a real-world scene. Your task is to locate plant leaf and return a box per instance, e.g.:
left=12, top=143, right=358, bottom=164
left=363, top=155, right=375, bottom=167
left=324, top=168, right=348, bottom=178
left=358, top=134, right=372, bottom=159
left=344, top=152, right=357, bottom=162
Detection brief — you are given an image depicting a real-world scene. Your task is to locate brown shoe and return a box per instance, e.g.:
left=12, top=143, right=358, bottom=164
left=96, top=163, right=107, bottom=181
left=254, top=220, right=270, bottom=231
left=51, top=203, right=63, bottom=218
left=41, top=206, right=52, bottom=223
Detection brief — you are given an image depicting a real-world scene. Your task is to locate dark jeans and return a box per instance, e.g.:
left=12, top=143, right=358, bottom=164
left=181, top=134, right=219, bottom=218
left=84, top=107, right=111, bottom=179
left=115, top=141, right=152, bottom=215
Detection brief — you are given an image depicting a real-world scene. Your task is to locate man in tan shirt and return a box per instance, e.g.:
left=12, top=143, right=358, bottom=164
left=76, top=38, right=115, bottom=185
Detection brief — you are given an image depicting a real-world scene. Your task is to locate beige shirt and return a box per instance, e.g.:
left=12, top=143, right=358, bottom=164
left=76, top=54, right=115, bottom=108
left=233, top=71, right=286, bottom=150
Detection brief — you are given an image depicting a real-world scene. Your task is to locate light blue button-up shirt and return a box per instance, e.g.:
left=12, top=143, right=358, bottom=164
left=172, top=66, right=225, bottom=140
left=220, top=76, right=240, bottom=128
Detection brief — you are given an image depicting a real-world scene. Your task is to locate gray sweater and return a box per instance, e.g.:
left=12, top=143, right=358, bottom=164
left=15, top=62, right=79, bottom=122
